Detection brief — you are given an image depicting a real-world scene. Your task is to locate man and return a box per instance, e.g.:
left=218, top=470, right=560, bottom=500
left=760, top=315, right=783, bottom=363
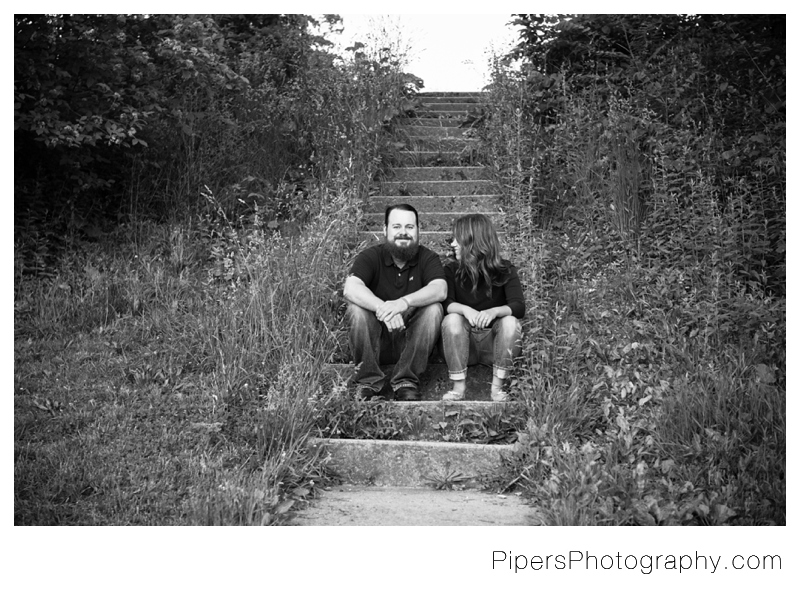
left=343, top=204, right=447, bottom=401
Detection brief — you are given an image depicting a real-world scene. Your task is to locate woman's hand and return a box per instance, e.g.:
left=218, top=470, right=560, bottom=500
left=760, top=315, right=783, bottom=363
left=463, top=306, right=498, bottom=329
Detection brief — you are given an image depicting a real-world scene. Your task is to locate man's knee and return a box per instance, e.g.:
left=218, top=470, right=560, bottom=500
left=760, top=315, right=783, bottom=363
left=347, top=302, right=376, bottom=330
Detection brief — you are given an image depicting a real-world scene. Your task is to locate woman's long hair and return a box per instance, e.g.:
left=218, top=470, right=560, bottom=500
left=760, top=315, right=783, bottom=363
left=453, top=214, right=510, bottom=297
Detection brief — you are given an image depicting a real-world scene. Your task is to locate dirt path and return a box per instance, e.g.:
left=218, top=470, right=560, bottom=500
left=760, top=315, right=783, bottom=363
left=290, top=485, right=538, bottom=526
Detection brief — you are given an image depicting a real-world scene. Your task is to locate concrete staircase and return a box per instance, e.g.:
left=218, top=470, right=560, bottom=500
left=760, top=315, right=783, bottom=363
left=309, top=92, right=523, bottom=502
left=359, top=91, right=503, bottom=253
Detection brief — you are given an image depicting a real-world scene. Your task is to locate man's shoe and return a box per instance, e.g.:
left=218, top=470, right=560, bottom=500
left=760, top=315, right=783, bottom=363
left=394, top=386, right=421, bottom=401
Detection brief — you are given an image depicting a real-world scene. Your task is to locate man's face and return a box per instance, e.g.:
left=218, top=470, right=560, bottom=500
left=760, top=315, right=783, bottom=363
left=384, top=208, right=419, bottom=261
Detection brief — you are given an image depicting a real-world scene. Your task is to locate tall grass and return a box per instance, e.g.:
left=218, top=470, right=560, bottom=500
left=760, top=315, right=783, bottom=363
left=481, top=47, right=785, bottom=525
left=14, top=25, right=410, bottom=524
left=14, top=185, right=362, bottom=524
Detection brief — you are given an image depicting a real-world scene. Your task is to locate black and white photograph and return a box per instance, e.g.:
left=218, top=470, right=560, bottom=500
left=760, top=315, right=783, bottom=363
left=11, top=8, right=790, bottom=589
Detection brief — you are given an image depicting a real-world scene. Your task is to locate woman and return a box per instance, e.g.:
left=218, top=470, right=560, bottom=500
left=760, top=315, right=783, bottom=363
left=441, top=214, right=524, bottom=401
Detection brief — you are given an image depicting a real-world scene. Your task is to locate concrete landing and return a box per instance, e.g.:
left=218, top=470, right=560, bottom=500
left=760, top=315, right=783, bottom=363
left=289, top=485, right=537, bottom=526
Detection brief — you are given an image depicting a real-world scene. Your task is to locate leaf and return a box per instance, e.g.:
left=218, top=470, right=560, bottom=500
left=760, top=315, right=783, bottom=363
left=275, top=499, right=294, bottom=514
left=754, top=363, right=775, bottom=384
left=712, top=504, right=737, bottom=523
left=292, top=487, right=310, bottom=498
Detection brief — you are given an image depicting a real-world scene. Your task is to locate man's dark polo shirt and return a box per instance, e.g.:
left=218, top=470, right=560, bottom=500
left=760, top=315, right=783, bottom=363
left=349, top=243, right=445, bottom=302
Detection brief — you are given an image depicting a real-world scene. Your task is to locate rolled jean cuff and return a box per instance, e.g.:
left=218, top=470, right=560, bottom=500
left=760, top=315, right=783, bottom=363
left=493, top=366, right=510, bottom=380
left=448, top=369, right=467, bottom=381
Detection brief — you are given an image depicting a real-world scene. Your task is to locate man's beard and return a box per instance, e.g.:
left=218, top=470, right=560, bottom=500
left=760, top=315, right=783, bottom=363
left=385, top=235, right=420, bottom=262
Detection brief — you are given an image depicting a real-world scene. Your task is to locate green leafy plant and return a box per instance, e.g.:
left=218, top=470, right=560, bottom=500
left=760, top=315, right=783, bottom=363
left=479, top=14, right=785, bottom=525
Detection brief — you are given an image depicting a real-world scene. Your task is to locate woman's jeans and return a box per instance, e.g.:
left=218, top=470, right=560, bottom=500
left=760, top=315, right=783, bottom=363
left=347, top=302, right=443, bottom=392
left=441, top=313, right=522, bottom=381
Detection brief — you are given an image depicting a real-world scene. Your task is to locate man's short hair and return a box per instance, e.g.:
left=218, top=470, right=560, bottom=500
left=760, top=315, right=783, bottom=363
left=385, top=203, right=419, bottom=227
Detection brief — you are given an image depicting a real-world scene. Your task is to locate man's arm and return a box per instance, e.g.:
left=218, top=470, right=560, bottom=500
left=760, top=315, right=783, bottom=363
left=374, top=278, right=447, bottom=323
left=402, top=278, right=447, bottom=308
left=343, top=274, right=382, bottom=311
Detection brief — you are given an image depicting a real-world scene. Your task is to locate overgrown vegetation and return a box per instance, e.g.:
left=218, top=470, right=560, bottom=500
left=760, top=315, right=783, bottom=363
left=480, top=14, right=785, bottom=525
left=14, top=14, right=419, bottom=525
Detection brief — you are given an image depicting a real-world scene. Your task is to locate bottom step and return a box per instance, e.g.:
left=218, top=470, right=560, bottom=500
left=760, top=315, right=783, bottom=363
left=310, top=437, right=513, bottom=488
left=290, top=484, right=536, bottom=525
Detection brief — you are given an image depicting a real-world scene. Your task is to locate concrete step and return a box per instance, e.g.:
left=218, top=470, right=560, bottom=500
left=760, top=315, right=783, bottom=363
left=322, top=400, right=525, bottom=441
left=419, top=91, right=487, bottom=97
left=309, top=437, right=513, bottom=488
left=412, top=110, right=471, bottom=119
left=394, top=150, right=480, bottom=167
left=361, top=211, right=503, bottom=232
left=325, top=362, right=522, bottom=403
left=386, top=166, right=490, bottom=182
left=398, top=125, right=470, bottom=138
left=326, top=362, right=499, bottom=400
left=400, top=134, right=478, bottom=147
left=418, top=94, right=486, bottom=104
left=368, top=194, right=501, bottom=213
left=402, top=118, right=463, bottom=127
left=355, top=231, right=506, bottom=254
left=317, top=366, right=527, bottom=441
left=380, top=179, right=495, bottom=196
left=419, top=102, right=480, bottom=112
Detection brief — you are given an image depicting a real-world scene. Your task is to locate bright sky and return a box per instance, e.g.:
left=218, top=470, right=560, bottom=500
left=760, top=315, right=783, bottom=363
left=334, top=14, right=520, bottom=92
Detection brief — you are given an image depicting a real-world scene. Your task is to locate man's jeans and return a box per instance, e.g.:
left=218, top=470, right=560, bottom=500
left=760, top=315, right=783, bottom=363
left=441, top=313, right=522, bottom=381
left=347, top=302, right=443, bottom=392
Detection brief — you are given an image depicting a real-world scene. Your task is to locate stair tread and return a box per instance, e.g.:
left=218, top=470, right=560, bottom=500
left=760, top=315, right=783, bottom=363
left=309, top=437, right=512, bottom=487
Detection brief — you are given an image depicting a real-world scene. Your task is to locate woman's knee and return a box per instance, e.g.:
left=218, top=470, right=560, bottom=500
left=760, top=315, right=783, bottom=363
left=442, top=312, right=467, bottom=335
left=497, top=315, right=522, bottom=335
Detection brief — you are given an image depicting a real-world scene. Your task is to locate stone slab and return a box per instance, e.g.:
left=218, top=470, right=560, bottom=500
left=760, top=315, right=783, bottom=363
left=308, top=437, right=513, bottom=488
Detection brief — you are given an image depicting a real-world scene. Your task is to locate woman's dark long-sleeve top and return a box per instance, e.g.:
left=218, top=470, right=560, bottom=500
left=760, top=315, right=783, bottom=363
left=443, top=259, right=526, bottom=319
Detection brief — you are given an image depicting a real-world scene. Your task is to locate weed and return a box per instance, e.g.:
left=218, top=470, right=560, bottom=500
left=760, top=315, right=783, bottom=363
left=423, top=463, right=472, bottom=491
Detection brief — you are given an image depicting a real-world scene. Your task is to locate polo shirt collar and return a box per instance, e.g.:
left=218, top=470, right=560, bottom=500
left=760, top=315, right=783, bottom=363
left=380, top=242, right=421, bottom=268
